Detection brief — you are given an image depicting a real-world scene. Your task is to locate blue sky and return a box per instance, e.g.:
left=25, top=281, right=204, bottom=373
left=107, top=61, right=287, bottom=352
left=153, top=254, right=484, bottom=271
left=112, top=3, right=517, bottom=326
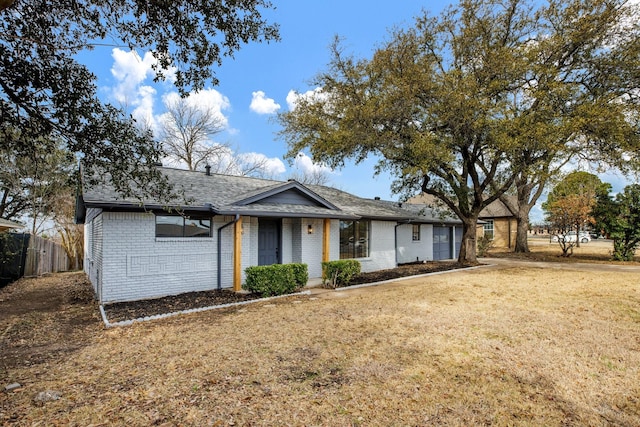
left=81, top=0, right=635, bottom=222
left=82, top=1, right=441, bottom=202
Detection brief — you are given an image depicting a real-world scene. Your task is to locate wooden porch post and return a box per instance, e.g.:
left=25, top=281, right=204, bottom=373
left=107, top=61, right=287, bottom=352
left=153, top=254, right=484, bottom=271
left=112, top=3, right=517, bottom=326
left=233, top=216, right=243, bottom=292
left=322, top=218, right=330, bottom=262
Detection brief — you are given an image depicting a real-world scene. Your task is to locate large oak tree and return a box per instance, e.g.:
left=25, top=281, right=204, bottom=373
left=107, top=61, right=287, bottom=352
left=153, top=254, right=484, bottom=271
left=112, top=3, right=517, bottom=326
left=500, top=0, right=640, bottom=252
left=1, top=0, right=279, bottom=205
left=278, top=0, right=639, bottom=263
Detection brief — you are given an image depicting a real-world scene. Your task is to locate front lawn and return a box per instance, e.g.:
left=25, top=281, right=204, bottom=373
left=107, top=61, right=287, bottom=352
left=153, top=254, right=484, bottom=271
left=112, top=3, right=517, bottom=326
left=1, top=262, right=639, bottom=425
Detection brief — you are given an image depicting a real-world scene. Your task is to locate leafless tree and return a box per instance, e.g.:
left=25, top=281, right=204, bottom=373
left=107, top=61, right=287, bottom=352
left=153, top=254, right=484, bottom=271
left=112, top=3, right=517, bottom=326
left=158, top=95, right=229, bottom=171
left=288, top=169, right=331, bottom=186
left=198, top=148, right=282, bottom=179
left=158, top=95, right=286, bottom=179
left=52, top=194, right=84, bottom=270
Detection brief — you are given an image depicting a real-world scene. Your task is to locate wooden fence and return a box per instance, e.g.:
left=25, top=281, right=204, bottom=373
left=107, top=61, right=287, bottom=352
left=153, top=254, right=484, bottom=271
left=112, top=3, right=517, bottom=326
left=23, top=234, right=72, bottom=277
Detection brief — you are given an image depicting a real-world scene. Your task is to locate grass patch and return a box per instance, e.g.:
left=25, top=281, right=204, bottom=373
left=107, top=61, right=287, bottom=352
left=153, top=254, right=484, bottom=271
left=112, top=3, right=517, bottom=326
left=491, top=236, right=640, bottom=264
left=1, top=248, right=640, bottom=425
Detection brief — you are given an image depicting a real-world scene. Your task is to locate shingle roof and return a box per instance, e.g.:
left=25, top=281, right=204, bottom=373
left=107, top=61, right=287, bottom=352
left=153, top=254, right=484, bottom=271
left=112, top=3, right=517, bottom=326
left=407, top=193, right=516, bottom=219
left=0, top=218, right=23, bottom=232
left=80, top=166, right=461, bottom=224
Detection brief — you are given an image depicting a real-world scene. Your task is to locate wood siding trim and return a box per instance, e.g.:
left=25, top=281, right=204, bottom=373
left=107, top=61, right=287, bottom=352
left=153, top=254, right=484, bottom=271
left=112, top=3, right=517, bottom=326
left=322, top=218, right=330, bottom=262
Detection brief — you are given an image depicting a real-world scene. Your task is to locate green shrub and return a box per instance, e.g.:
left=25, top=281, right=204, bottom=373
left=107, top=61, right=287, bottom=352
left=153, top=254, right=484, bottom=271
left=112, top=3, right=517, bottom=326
left=321, top=260, right=361, bottom=288
left=290, top=263, right=308, bottom=289
left=477, top=234, right=494, bottom=257
left=243, top=264, right=296, bottom=297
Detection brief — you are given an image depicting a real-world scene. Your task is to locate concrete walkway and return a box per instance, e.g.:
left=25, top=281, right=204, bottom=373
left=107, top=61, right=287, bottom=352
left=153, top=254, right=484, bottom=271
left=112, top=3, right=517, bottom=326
left=480, top=257, right=640, bottom=273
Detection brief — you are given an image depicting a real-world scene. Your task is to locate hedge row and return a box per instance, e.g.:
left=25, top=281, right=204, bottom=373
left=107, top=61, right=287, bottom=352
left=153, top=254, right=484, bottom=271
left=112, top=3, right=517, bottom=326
left=243, top=263, right=308, bottom=297
left=244, top=259, right=363, bottom=295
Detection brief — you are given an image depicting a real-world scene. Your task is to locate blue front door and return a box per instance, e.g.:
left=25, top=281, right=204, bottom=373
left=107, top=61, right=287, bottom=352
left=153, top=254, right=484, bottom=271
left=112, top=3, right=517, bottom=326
left=258, top=219, right=280, bottom=265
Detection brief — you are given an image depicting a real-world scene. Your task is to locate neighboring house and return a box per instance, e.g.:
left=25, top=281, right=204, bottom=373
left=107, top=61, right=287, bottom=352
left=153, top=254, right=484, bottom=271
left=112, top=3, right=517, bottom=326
left=75, top=166, right=462, bottom=304
left=476, top=197, right=518, bottom=249
left=407, top=194, right=517, bottom=249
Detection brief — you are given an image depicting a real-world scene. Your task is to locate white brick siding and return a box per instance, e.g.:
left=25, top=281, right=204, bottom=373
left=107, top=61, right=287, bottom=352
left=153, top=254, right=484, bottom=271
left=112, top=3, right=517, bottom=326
left=98, top=212, right=219, bottom=303
left=281, top=218, right=294, bottom=264
left=357, top=220, right=397, bottom=273
left=396, top=223, right=434, bottom=264
left=91, top=213, right=331, bottom=303
left=296, top=218, right=324, bottom=278
left=84, top=209, right=103, bottom=300
left=216, top=216, right=236, bottom=289
left=85, top=211, right=407, bottom=303
left=241, top=216, right=257, bottom=284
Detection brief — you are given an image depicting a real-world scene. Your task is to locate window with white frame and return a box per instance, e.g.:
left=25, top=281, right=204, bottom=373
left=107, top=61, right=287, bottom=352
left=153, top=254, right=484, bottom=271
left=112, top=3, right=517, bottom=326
left=412, top=224, right=421, bottom=241
left=483, top=219, right=494, bottom=240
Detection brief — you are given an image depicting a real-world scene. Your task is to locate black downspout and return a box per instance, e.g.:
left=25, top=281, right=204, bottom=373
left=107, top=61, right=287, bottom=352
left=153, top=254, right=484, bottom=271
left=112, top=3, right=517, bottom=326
left=217, top=214, right=240, bottom=290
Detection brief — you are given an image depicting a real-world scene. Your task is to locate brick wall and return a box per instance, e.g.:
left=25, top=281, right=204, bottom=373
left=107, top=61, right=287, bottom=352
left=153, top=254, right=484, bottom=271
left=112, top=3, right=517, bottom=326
left=358, top=220, right=397, bottom=273
left=87, top=212, right=406, bottom=303
left=299, top=218, right=324, bottom=278
left=83, top=210, right=103, bottom=300
left=99, top=212, right=219, bottom=303
left=282, top=218, right=294, bottom=264
left=492, top=218, right=516, bottom=249
left=329, top=220, right=340, bottom=261
left=269, top=217, right=324, bottom=278
left=396, top=223, right=434, bottom=264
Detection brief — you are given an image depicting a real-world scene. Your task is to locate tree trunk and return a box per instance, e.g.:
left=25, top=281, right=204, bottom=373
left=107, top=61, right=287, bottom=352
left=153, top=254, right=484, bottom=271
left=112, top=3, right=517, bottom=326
left=457, top=218, right=478, bottom=264
left=513, top=217, right=529, bottom=252
left=507, top=173, right=547, bottom=254
left=513, top=205, right=531, bottom=253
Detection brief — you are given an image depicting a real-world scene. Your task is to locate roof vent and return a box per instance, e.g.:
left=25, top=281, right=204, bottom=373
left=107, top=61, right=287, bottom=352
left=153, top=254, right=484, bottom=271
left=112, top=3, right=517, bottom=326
left=374, top=196, right=381, bottom=200
left=205, top=164, right=211, bottom=176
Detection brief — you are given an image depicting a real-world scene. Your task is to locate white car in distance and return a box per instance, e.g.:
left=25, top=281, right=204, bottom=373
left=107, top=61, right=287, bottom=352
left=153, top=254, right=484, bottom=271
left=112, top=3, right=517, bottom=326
left=551, top=231, right=591, bottom=243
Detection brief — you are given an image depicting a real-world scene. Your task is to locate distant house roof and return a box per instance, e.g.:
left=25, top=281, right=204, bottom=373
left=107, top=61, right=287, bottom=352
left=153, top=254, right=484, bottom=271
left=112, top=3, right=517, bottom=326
left=77, top=166, right=462, bottom=225
left=374, top=200, right=461, bottom=225
left=479, top=196, right=517, bottom=218
left=0, top=218, right=23, bottom=232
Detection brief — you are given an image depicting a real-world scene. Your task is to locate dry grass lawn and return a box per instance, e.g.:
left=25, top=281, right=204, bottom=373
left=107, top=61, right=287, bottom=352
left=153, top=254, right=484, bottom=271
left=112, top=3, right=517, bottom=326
left=492, top=235, right=640, bottom=264
left=2, top=241, right=640, bottom=426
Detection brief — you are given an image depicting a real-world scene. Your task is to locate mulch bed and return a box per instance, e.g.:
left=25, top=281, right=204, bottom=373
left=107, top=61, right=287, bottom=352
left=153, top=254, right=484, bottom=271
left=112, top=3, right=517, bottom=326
left=103, top=261, right=473, bottom=323
left=103, top=289, right=264, bottom=323
left=349, top=260, right=474, bottom=285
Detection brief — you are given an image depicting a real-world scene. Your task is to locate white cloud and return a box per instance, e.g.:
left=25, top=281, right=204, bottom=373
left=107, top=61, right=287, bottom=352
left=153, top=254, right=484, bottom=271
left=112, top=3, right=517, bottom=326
left=131, top=85, right=158, bottom=130
left=108, top=48, right=180, bottom=132
left=286, top=88, right=329, bottom=111
left=239, top=152, right=286, bottom=175
left=161, top=89, right=231, bottom=130
left=110, top=49, right=158, bottom=105
left=202, top=149, right=285, bottom=178
left=250, top=91, right=281, bottom=114
left=293, top=152, right=332, bottom=175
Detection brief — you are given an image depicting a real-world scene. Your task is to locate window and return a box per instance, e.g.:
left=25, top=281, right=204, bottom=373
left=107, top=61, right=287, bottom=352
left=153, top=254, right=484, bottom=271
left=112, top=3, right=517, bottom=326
left=156, top=214, right=211, bottom=238
left=483, top=219, right=494, bottom=240
left=412, top=224, right=421, bottom=241
left=339, top=220, right=370, bottom=259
